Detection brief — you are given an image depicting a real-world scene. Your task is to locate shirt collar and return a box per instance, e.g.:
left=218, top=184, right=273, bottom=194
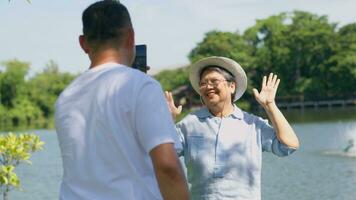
left=86, top=62, right=125, bottom=73
left=195, top=105, right=243, bottom=119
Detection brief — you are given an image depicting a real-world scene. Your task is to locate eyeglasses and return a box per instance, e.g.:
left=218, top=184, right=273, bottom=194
left=199, top=79, right=227, bottom=88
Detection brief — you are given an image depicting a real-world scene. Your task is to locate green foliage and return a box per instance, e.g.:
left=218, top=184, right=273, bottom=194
left=27, top=60, right=75, bottom=119
left=189, top=31, right=253, bottom=69
left=0, top=60, right=76, bottom=131
left=0, top=60, right=29, bottom=108
left=0, top=133, right=44, bottom=199
left=327, top=23, right=356, bottom=96
left=154, top=67, right=190, bottom=91
left=242, top=11, right=339, bottom=98
left=235, top=100, right=251, bottom=111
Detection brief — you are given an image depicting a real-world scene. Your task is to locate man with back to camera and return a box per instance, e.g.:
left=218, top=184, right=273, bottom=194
left=54, top=1, right=189, bottom=199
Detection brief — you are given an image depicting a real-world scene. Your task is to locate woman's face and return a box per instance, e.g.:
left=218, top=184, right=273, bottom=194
left=199, top=69, right=236, bottom=107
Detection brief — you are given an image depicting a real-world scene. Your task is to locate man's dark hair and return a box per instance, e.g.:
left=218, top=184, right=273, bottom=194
left=82, top=0, right=132, bottom=48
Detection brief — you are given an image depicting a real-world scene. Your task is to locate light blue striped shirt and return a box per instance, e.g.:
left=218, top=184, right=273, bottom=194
left=176, top=105, right=296, bottom=200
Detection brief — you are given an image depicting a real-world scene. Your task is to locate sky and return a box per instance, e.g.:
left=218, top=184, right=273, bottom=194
left=0, top=0, right=355, bottom=75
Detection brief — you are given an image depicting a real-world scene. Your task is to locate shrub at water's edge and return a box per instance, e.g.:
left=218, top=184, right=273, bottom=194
left=0, top=133, right=44, bottom=200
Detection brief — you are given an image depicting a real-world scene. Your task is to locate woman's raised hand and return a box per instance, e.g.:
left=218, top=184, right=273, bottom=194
left=253, top=73, right=280, bottom=109
left=165, top=91, right=182, bottom=120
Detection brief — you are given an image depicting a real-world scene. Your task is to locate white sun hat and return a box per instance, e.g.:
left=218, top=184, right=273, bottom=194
left=189, top=56, right=247, bottom=102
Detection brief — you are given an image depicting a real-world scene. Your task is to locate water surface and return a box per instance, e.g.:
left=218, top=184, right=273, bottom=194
left=10, top=107, right=356, bottom=200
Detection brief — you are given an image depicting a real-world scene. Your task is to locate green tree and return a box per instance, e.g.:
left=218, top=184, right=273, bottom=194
left=243, top=11, right=338, bottom=99
left=27, top=60, right=75, bottom=122
left=243, top=13, right=290, bottom=96
left=189, top=31, right=252, bottom=68
left=286, top=11, right=337, bottom=99
left=0, top=60, right=29, bottom=108
left=7, top=98, right=42, bottom=128
left=154, top=67, right=189, bottom=91
left=327, top=23, right=356, bottom=97
left=0, top=59, right=76, bottom=130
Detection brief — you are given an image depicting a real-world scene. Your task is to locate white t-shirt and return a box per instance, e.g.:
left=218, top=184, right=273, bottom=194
left=55, top=62, right=181, bottom=200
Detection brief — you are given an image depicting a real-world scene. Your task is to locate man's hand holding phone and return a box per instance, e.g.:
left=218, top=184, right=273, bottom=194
left=132, top=44, right=148, bottom=73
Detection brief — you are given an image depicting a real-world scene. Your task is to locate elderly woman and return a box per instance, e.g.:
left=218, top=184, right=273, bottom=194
left=165, top=56, right=299, bottom=200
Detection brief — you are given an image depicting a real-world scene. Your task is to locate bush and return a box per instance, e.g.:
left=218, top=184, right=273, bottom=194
left=0, top=133, right=44, bottom=200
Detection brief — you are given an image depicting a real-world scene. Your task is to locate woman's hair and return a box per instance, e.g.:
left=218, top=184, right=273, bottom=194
left=199, top=66, right=236, bottom=103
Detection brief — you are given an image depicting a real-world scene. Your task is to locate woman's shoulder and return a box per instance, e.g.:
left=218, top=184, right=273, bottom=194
left=235, top=106, right=268, bottom=125
left=177, top=107, right=209, bottom=125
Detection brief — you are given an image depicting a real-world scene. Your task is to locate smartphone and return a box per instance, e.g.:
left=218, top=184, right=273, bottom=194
left=132, top=44, right=147, bottom=73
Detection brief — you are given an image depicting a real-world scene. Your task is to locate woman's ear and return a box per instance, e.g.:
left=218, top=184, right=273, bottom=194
left=230, top=81, right=237, bottom=94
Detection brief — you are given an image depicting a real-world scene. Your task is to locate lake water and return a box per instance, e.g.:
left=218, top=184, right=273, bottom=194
left=9, top=107, right=356, bottom=200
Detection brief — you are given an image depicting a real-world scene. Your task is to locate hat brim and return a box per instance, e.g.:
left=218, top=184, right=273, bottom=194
left=189, top=56, right=247, bottom=102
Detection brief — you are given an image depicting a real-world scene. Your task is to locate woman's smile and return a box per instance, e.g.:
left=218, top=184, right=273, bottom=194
left=205, top=90, right=218, bottom=98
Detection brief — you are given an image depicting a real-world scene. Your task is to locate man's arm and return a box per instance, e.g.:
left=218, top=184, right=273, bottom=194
left=150, top=143, right=189, bottom=200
